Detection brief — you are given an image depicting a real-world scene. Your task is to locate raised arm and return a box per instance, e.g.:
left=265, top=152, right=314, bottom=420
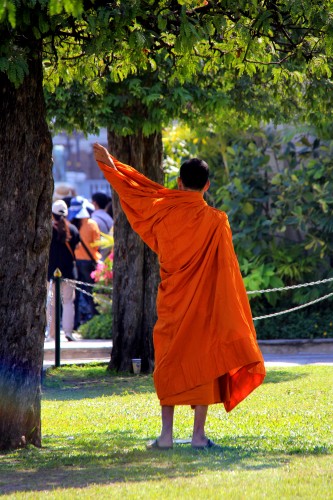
left=93, top=143, right=117, bottom=170
left=93, top=141, right=165, bottom=253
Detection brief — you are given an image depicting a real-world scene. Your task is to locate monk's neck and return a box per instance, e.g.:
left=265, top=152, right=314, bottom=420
left=179, top=187, right=205, bottom=196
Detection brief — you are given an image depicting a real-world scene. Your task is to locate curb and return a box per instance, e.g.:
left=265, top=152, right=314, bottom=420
left=43, top=338, right=112, bottom=364
left=258, top=338, right=333, bottom=354
left=43, top=338, right=333, bottom=364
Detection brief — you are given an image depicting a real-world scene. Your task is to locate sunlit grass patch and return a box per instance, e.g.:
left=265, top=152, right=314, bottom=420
left=1, top=365, right=332, bottom=498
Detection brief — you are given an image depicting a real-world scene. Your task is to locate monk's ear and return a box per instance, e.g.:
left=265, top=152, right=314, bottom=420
left=177, top=177, right=183, bottom=190
left=203, top=179, right=210, bottom=192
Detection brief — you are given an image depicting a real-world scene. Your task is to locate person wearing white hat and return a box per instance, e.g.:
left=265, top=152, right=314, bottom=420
left=46, top=200, right=80, bottom=341
left=68, top=196, right=101, bottom=328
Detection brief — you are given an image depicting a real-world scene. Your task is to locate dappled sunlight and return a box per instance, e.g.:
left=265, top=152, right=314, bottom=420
left=42, top=372, right=155, bottom=401
left=1, top=433, right=330, bottom=496
left=1, top=366, right=332, bottom=496
left=263, top=368, right=309, bottom=384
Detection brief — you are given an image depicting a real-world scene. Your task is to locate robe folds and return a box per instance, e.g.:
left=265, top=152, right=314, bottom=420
left=97, top=157, right=266, bottom=412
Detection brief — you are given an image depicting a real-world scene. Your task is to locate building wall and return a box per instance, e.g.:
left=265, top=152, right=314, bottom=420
left=52, top=129, right=111, bottom=200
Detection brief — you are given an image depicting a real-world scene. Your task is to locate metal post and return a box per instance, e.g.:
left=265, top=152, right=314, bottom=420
left=54, top=268, right=62, bottom=367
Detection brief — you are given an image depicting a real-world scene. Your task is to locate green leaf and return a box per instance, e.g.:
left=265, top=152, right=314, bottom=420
left=0, top=0, right=17, bottom=28
left=243, top=202, right=255, bottom=215
left=0, top=57, right=9, bottom=71
left=157, top=15, right=167, bottom=31
left=233, top=177, right=243, bottom=192
left=49, top=0, right=83, bottom=17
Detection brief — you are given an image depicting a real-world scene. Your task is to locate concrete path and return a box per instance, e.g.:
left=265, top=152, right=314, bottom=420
left=259, top=339, right=333, bottom=366
left=43, top=335, right=333, bottom=368
left=263, top=353, right=333, bottom=366
left=43, top=334, right=112, bottom=368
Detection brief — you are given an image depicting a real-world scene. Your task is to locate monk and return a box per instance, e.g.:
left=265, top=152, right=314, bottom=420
left=93, top=143, right=266, bottom=450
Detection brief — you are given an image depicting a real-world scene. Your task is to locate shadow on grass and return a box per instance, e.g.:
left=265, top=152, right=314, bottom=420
left=42, top=365, right=311, bottom=402
left=263, top=369, right=308, bottom=384
left=42, top=367, right=309, bottom=401
left=42, top=373, right=155, bottom=401
left=0, top=430, right=330, bottom=495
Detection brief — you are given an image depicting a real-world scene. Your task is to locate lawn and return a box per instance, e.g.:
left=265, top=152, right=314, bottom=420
left=0, top=364, right=332, bottom=499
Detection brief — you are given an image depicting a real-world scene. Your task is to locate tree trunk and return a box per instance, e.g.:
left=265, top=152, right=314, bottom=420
left=0, top=47, right=53, bottom=449
left=107, top=130, right=163, bottom=373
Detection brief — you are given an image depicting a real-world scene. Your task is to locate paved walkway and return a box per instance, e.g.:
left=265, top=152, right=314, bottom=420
left=260, top=338, right=333, bottom=366
left=43, top=334, right=112, bottom=368
left=43, top=335, right=333, bottom=368
left=263, top=353, right=333, bottom=366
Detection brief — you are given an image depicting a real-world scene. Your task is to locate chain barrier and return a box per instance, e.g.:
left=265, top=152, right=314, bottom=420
left=247, top=276, right=333, bottom=295
left=65, top=278, right=113, bottom=292
left=46, top=279, right=70, bottom=339
left=252, top=292, right=333, bottom=321
left=246, top=276, right=333, bottom=320
left=45, top=278, right=112, bottom=343
left=64, top=276, right=333, bottom=322
left=65, top=279, right=112, bottom=307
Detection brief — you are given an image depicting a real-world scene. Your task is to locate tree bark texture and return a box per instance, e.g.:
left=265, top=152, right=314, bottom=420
left=107, top=130, right=163, bottom=373
left=0, top=46, right=53, bottom=449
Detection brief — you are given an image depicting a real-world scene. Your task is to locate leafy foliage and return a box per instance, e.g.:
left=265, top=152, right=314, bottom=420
left=3, top=2, right=333, bottom=128
left=167, top=123, right=333, bottom=318
left=162, top=123, right=199, bottom=188
left=255, top=305, right=333, bottom=340
left=214, top=128, right=333, bottom=310
left=78, top=312, right=112, bottom=339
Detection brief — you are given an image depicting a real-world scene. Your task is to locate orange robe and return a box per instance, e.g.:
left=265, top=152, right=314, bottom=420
left=97, top=157, right=266, bottom=412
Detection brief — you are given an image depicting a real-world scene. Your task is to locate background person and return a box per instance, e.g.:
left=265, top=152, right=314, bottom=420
left=91, top=191, right=114, bottom=260
left=105, top=199, right=113, bottom=220
left=68, top=196, right=101, bottom=329
left=91, top=191, right=113, bottom=233
left=52, top=183, right=76, bottom=203
left=47, top=200, right=80, bottom=342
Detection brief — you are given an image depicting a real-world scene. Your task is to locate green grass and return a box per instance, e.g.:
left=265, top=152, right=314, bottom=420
left=1, top=363, right=333, bottom=499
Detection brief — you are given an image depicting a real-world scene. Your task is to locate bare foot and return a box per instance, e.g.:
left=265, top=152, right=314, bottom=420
left=191, top=435, right=210, bottom=447
left=155, top=435, right=173, bottom=448
left=146, top=437, right=173, bottom=450
left=191, top=438, right=217, bottom=449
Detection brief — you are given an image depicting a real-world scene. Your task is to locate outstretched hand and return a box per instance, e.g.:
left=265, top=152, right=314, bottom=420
left=93, top=143, right=117, bottom=170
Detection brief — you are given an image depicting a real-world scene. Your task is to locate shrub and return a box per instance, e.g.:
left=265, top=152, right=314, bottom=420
left=255, top=304, right=333, bottom=340
left=78, top=313, right=112, bottom=339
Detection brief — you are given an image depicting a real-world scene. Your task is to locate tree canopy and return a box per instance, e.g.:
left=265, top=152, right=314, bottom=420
left=3, top=1, right=333, bottom=134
